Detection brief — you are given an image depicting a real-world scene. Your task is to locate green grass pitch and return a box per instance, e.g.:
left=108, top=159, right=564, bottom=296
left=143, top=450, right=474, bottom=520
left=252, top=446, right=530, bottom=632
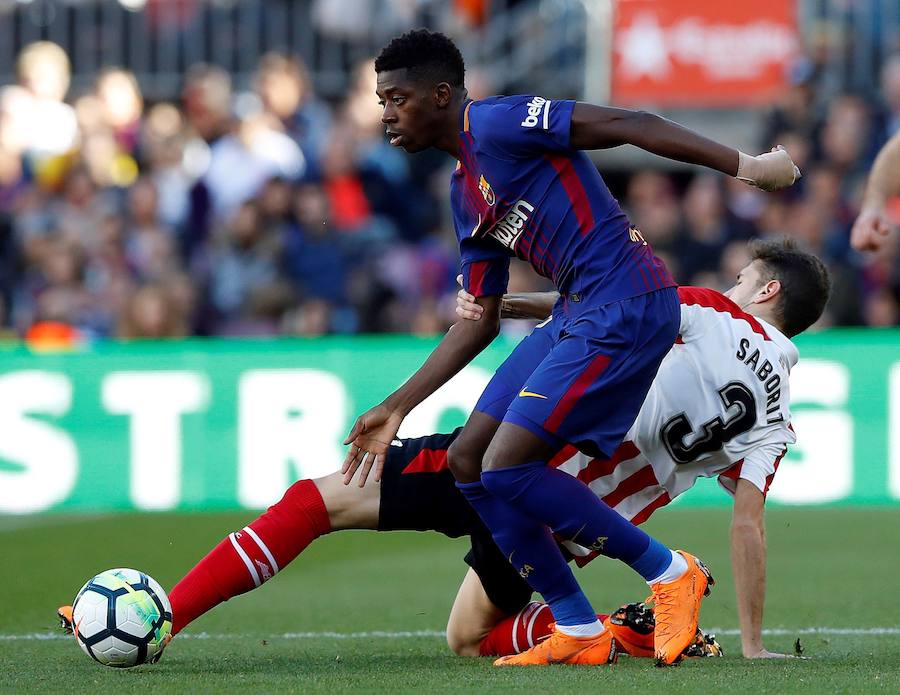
left=1, top=508, right=898, bottom=693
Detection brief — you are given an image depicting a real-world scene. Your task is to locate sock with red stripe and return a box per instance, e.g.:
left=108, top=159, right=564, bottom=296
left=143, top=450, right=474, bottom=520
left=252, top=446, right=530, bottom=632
left=478, top=603, right=611, bottom=656
left=168, top=479, right=330, bottom=634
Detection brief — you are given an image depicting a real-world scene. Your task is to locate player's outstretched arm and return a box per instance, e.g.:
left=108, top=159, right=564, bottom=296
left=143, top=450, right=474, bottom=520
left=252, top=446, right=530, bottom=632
left=569, top=104, right=800, bottom=192
left=499, top=292, right=559, bottom=320
left=731, top=479, right=792, bottom=658
left=455, top=276, right=559, bottom=321
left=342, top=296, right=502, bottom=486
left=851, top=130, right=900, bottom=251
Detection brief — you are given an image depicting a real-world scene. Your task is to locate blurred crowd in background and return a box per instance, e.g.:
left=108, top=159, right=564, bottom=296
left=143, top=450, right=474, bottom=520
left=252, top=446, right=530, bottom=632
left=1, top=26, right=899, bottom=342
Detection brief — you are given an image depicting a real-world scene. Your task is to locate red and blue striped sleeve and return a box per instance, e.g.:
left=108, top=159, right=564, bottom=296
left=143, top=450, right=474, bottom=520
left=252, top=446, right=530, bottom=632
left=459, top=237, right=509, bottom=297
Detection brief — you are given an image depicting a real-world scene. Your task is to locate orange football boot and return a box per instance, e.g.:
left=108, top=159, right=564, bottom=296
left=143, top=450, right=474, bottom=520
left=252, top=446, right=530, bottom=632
left=494, top=625, right=617, bottom=666
left=603, top=601, right=723, bottom=659
left=682, top=629, right=724, bottom=658
left=646, top=551, right=714, bottom=665
left=603, top=602, right=654, bottom=658
left=57, top=605, right=75, bottom=635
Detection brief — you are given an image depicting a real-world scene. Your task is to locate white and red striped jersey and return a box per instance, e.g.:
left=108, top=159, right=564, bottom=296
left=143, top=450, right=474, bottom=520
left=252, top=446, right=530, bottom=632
left=553, top=287, right=796, bottom=552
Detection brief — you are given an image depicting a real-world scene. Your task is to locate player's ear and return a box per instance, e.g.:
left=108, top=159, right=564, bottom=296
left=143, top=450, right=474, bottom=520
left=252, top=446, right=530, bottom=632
left=754, top=279, right=781, bottom=305
left=433, top=82, right=453, bottom=108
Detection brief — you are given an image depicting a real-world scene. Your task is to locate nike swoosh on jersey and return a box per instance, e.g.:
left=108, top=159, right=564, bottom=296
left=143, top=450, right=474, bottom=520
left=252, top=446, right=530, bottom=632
left=518, top=389, right=548, bottom=399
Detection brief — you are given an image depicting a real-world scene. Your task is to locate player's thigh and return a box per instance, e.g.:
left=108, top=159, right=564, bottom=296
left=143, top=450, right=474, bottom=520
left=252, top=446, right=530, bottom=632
left=504, top=290, right=679, bottom=458
left=470, top=316, right=557, bottom=424
left=450, top=319, right=557, bottom=481
left=446, top=568, right=509, bottom=656
left=482, top=420, right=558, bottom=471
left=314, top=472, right=380, bottom=531
left=378, top=430, right=483, bottom=537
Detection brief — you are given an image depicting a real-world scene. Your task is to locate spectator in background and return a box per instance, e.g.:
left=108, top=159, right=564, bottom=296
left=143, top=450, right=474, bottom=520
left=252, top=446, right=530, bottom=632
left=85, top=213, right=135, bottom=334
left=878, top=53, right=900, bottom=140
left=623, top=171, right=681, bottom=261
left=52, top=166, right=110, bottom=253
left=283, top=182, right=349, bottom=310
left=257, top=176, right=294, bottom=235
left=818, top=94, right=875, bottom=189
left=25, top=240, right=98, bottom=337
left=95, top=68, right=144, bottom=156
left=254, top=53, right=331, bottom=176
left=142, top=102, right=192, bottom=233
left=282, top=298, right=333, bottom=337
left=182, top=63, right=304, bottom=258
left=13, top=41, right=78, bottom=188
left=761, top=57, right=820, bottom=150
left=182, top=63, right=233, bottom=145
left=124, top=177, right=180, bottom=282
left=677, top=175, right=751, bottom=282
left=202, top=108, right=305, bottom=221
left=117, top=283, right=188, bottom=339
left=206, top=200, right=291, bottom=335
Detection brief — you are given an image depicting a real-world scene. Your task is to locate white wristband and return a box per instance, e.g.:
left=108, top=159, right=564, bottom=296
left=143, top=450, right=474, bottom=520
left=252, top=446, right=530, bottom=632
left=736, top=149, right=801, bottom=192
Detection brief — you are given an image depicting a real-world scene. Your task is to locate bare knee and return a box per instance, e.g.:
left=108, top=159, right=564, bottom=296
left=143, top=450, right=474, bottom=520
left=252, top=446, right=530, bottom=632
left=312, top=473, right=380, bottom=531
left=446, top=567, right=506, bottom=658
left=483, top=422, right=555, bottom=472
left=481, top=438, right=504, bottom=473
left=447, top=412, right=500, bottom=483
left=447, top=438, right=483, bottom=483
left=446, top=625, right=483, bottom=657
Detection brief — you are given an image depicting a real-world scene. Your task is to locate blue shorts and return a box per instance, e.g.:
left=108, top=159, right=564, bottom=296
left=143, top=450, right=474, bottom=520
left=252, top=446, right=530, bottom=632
left=473, top=287, right=679, bottom=459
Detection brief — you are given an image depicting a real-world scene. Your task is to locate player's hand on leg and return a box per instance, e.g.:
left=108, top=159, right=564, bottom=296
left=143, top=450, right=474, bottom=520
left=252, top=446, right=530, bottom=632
left=342, top=404, right=405, bottom=487
left=850, top=206, right=892, bottom=251
left=456, top=275, right=483, bottom=321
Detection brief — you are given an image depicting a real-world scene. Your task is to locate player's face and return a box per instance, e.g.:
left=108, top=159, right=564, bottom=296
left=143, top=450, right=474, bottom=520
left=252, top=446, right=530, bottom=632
left=724, top=260, right=768, bottom=310
left=376, top=69, right=442, bottom=153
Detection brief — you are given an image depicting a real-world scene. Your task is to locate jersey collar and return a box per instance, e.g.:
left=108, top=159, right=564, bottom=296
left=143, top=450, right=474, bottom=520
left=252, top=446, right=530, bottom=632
left=459, top=98, right=473, bottom=132
left=758, top=318, right=799, bottom=370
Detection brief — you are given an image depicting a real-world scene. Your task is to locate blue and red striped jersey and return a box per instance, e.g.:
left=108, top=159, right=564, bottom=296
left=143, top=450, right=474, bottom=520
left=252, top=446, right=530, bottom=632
left=452, top=95, right=674, bottom=303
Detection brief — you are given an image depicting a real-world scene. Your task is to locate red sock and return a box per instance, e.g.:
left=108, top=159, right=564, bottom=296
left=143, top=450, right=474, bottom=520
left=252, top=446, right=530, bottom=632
left=478, top=603, right=610, bottom=656
left=168, top=479, right=331, bottom=634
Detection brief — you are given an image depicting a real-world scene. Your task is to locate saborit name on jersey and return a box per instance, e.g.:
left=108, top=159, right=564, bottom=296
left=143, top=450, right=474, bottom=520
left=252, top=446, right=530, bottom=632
left=736, top=337, right=785, bottom=424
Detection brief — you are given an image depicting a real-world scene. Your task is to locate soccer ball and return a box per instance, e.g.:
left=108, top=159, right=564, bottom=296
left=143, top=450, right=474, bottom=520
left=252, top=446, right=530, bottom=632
left=72, top=568, right=172, bottom=668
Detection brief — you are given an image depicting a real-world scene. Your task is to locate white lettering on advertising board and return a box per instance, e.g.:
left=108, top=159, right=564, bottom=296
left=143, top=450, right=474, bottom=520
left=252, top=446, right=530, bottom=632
left=103, top=371, right=209, bottom=511
left=238, top=370, right=347, bottom=507
left=0, top=371, right=77, bottom=513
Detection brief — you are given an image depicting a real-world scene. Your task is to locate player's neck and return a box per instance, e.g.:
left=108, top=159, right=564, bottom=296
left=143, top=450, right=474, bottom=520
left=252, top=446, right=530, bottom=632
left=747, top=306, right=784, bottom=333
left=435, top=94, right=469, bottom=159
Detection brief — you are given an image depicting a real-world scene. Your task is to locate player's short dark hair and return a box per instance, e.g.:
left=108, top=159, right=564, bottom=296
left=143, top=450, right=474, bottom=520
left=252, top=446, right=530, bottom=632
left=374, top=29, right=465, bottom=88
left=749, top=238, right=831, bottom=337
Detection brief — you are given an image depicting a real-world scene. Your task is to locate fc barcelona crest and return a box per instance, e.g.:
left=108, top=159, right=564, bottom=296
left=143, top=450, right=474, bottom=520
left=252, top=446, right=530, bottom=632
left=478, top=174, right=496, bottom=206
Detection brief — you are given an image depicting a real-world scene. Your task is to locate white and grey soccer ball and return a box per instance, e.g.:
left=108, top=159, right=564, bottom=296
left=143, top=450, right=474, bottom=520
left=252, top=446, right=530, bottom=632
left=72, top=568, right=172, bottom=668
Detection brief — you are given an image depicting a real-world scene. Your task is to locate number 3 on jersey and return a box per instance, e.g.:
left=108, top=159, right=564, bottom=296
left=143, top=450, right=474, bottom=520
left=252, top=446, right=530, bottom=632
left=661, top=381, right=757, bottom=465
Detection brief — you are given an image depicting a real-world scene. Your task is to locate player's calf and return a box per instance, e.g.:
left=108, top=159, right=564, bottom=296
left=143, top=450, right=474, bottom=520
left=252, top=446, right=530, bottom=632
left=167, top=478, right=332, bottom=634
